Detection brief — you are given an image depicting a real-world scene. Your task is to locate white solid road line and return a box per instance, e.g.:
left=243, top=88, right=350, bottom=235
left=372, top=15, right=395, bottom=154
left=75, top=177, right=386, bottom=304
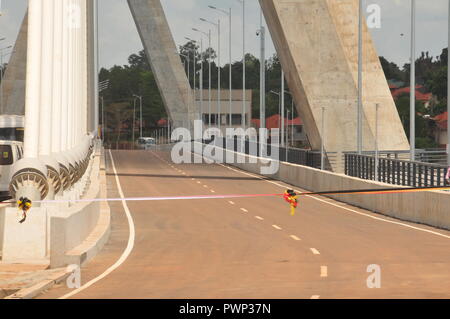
left=219, top=163, right=450, bottom=241
left=290, top=235, right=301, bottom=241
left=321, top=266, right=328, bottom=278
left=272, top=225, right=282, bottom=230
left=310, top=248, right=321, bottom=255
left=59, top=150, right=136, bottom=299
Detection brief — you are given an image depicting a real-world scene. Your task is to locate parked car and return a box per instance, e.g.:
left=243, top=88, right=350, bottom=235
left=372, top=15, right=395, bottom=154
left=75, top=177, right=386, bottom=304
left=0, top=141, right=24, bottom=199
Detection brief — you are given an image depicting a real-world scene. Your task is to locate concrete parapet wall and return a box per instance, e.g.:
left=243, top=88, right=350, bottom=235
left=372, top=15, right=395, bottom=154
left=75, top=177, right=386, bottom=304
left=1, top=147, right=111, bottom=266
left=50, top=149, right=110, bottom=268
left=193, top=143, right=450, bottom=230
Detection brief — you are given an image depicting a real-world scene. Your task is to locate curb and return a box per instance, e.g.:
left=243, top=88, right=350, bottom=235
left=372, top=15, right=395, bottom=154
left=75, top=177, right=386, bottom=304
left=5, top=269, right=71, bottom=299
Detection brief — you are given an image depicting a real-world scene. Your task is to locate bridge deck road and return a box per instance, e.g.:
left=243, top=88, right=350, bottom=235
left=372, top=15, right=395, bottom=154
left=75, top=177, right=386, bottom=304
left=39, top=150, right=450, bottom=299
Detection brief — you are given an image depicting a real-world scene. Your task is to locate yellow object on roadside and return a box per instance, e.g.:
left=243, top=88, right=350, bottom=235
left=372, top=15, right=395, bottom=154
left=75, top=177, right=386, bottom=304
left=17, top=197, right=32, bottom=224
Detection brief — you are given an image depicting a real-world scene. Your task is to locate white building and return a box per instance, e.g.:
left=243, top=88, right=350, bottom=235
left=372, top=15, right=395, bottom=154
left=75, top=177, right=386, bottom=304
left=195, top=89, right=253, bottom=135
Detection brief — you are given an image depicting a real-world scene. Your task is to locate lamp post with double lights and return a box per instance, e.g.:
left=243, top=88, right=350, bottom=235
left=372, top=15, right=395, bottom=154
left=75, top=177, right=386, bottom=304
left=208, top=5, right=232, bottom=130
left=200, top=17, right=221, bottom=131
left=410, top=0, right=416, bottom=162
left=133, top=94, right=143, bottom=138
left=237, top=0, right=246, bottom=128
left=184, top=37, right=200, bottom=122
left=187, top=36, right=204, bottom=123
left=284, top=90, right=295, bottom=147
left=192, top=27, right=212, bottom=128
left=270, top=90, right=282, bottom=145
left=99, top=79, right=109, bottom=142
left=178, top=51, right=192, bottom=131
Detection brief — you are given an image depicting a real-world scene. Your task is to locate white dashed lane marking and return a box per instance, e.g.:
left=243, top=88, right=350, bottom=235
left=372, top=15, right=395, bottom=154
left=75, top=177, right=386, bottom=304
left=321, top=266, right=328, bottom=278
left=290, top=235, right=301, bottom=241
left=240, top=208, right=248, bottom=213
left=310, top=248, right=321, bottom=255
left=229, top=201, right=235, bottom=205
left=255, top=216, right=264, bottom=221
left=272, top=225, right=282, bottom=230
left=311, top=295, right=320, bottom=299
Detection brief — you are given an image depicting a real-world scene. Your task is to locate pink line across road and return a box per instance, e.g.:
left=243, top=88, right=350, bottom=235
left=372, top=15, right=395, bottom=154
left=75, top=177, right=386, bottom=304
left=33, top=193, right=285, bottom=205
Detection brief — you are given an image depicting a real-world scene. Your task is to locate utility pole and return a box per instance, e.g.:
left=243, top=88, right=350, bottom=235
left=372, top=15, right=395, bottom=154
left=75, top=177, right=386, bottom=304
left=237, top=0, right=246, bottom=129
left=258, top=10, right=266, bottom=130
left=281, top=69, right=285, bottom=146
left=447, top=0, right=450, bottom=165
left=321, top=107, right=326, bottom=170
left=375, top=103, right=380, bottom=181
left=410, top=0, right=416, bottom=162
left=357, top=0, right=363, bottom=154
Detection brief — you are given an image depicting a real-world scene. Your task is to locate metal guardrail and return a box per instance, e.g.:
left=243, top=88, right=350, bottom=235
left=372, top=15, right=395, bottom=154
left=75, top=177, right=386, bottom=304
left=205, top=137, right=337, bottom=171
left=345, top=153, right=448, bottom=187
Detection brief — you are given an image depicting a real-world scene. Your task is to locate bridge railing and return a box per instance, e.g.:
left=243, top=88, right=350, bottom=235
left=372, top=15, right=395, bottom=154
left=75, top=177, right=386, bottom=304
left=203, top=137, right=337, bottom=171
left=345, top=153, right=449, bottom=187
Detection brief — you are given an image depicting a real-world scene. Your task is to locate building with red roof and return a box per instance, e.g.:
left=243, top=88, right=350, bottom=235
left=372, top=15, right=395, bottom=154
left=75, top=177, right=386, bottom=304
left=391, top=85, right=433, bottom=107
left=251, top=114, right=307, bottom=147
left=432, top=111, right=448, bottom=146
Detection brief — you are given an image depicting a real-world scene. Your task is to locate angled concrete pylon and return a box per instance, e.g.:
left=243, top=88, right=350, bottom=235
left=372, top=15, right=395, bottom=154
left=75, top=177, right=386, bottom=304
left=128, top=0, right=195, bottom=130
left=261, top=0, right=409, bottom=168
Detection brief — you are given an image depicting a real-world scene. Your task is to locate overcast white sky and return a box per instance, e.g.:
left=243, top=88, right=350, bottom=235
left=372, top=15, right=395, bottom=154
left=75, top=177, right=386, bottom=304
left=0, top=0, right=449, bottom=69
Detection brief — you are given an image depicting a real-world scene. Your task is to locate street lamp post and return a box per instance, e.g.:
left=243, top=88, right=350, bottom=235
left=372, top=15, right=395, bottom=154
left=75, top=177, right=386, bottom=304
left=410, top=0, right=416, bottom=162
left=179, top=52, right=191, bottom=131
left=193, top=27, right=212, bottom=128
left=133, top=97, right=137, bottom=147
left=281, top=69, right=285, bottom=147
left=321, top=106, right=326, bottom=170
left=133, top=94, right=143, bottom=138
left=448, top=0, right=450, bottom=166
left=375, top=103, right=380, bottom=181
left=200, top=17, right=221, bottom=131
left=185, top=37, right=199, bottom=123
left=99, top=79, right=110, bottom=142
left=258, top=9, right=266, bottom=130
left=270, top=90, right=281, bottom=144
left=284, top=90, right=295, bottom=147
left=209, top=6, right=232, bottom=130
left=357, top=0, right=363, bottom=154
left=238, top=0, right=246, bottom=129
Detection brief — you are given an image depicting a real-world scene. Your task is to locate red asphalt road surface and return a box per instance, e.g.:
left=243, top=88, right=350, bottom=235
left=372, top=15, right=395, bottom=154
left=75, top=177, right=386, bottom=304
left=39, top=150, right=450, bottom=299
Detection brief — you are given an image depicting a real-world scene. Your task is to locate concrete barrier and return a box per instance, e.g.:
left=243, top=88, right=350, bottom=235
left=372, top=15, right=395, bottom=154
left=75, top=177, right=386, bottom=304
left=49, top=148, right=111, bottom=268
left=1, top=146, right=111, bottom=267
left=193, top=142, right=450, bottom=231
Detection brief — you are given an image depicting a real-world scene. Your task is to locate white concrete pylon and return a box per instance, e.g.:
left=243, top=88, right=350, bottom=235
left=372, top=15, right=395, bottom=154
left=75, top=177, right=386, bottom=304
left=23, top=0, right=43, bottom=158
left=52, top=0, right=63, bottom=155
left=81, top=0, right=88, bottom=136
left=39, top=0, right=55, bottom=157
left=93, top=0, right=99, bottom=136
left=61, top=0, right=70, bottom=152
left=67, top=0, right=75, bottom=149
